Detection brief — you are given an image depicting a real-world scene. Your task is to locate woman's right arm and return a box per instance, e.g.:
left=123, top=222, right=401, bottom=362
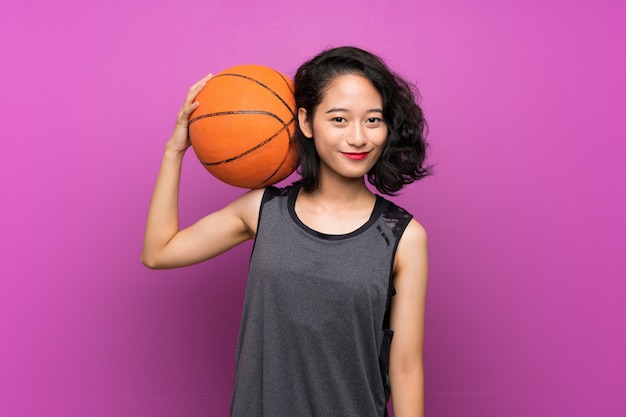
left=141, top=75, right=264, bottom=269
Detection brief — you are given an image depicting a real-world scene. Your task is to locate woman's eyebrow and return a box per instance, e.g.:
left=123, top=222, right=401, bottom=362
left=324, top=108, right=383, bottom=114
left=325, top=107, right=349, bottom=113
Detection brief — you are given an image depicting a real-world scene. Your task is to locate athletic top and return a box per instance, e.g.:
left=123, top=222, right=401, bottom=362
left=230, top=184, right=413, bottom=417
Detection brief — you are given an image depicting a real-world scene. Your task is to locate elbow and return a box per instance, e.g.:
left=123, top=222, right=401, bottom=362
left=141, top=252, right=164, bottom=270
left=140, top=254, right=156, bottom=269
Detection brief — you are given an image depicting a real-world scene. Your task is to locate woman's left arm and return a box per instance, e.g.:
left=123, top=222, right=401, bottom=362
left=389, top=218, right=429, bottom=417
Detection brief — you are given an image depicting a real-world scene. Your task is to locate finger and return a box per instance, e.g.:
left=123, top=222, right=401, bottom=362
left=192, top=73, right=213, bottom=88
left=178, top=101, right=200, bottom=123
left=186, top=73, right=213, bottom=102
left=178, top=74, right=213, bottom=124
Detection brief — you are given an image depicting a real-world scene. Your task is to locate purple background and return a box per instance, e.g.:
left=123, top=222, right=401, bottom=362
left=1, top=0, right=625, bottom=416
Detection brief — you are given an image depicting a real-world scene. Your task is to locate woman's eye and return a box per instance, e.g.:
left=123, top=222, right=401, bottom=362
left=367, top=117, right=382, bottom=123
left=332, top=117, right=346, bottom=123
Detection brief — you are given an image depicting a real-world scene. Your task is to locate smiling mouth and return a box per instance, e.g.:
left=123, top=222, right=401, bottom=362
left=342, top=152, right=369, bottom=160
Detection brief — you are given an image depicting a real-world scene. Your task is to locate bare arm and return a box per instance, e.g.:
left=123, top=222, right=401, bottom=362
left=141, top=76, right=263, bottom=269
left=389, top=219, right=428, bottom=417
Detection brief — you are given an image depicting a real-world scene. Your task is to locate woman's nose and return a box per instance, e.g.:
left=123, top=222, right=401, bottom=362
left=346, top=124, right=367, bottom=147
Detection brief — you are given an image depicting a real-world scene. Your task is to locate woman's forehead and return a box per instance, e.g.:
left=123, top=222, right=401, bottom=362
left=318, top=74, right=383, bottom=108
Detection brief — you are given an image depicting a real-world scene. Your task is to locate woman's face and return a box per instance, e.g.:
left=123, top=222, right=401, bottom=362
left=298, top=74, right=388, bottom=182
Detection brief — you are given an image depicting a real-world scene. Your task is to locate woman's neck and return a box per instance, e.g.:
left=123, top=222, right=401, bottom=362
left=295, top=176, right=378, bottom=235
left=303, top=175, right=375, bottom=209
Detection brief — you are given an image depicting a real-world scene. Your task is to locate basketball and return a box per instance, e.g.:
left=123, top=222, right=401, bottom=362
left=188, top=64, right=299, bottom=188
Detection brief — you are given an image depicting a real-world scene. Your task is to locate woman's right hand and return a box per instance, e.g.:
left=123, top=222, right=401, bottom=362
left=166, top=74, right=213, bottom=153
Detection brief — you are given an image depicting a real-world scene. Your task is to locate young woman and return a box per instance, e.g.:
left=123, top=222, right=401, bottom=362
left=142, top=46, right=430, bottom=417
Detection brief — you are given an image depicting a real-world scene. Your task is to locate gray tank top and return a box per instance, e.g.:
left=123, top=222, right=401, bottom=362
left=230, top=185, right=413, bottom=417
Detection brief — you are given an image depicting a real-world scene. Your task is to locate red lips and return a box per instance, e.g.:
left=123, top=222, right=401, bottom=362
left=342, top=152, right=369, bottom=160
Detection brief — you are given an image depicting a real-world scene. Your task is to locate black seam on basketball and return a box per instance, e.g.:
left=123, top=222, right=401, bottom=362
left=250, top=135, right=296, bottom=188
left=274, top=70, right=295, bottom=96
left=211, top=73, right=295, bottom=117
left=200, top=118, right=295, bottom=166
left=189, top=109, right=289, bottom=125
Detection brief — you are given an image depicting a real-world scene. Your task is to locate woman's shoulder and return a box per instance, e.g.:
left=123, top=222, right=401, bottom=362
left=262, top=184, right=293, bottom=200
left=234, top=183, right=293, bottom=208
left=375, top=196, right=428, bottom=253
left=377, top=196, right=417, bottom=239
left=403, top=217, right=427, bottom=244
left=232, top=184, right=299, bottom=234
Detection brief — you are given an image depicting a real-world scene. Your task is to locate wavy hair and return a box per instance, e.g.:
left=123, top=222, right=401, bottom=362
left=293, top=46, right=431, bottom=195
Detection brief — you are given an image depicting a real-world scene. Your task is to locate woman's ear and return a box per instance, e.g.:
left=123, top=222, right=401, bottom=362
left=298, top=108, right=313, bottom=138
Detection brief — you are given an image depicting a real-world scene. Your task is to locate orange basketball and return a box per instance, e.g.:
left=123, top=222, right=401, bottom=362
left=188, top=64, right=299, bottom=188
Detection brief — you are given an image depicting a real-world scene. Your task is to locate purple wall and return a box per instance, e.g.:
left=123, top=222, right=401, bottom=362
left=1, top=0, right=624, bottom=416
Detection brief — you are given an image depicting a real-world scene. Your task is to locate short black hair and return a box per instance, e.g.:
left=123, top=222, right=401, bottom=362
left=293, top=46, right=431, bottom=195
